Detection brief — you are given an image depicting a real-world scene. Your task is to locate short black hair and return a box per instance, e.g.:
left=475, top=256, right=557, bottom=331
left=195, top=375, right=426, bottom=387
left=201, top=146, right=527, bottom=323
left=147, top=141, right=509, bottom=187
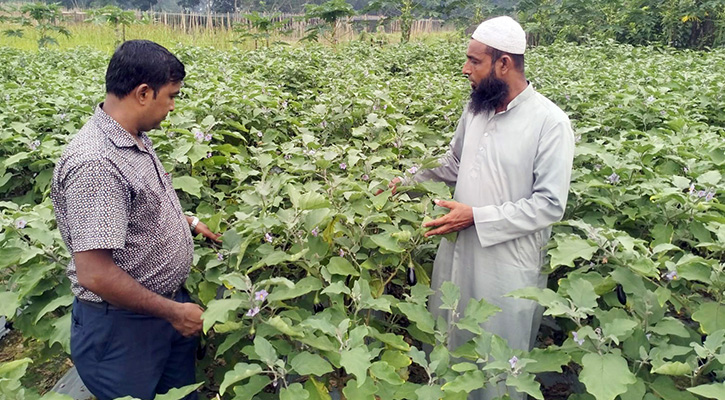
left=105, top=40, right=185, bottom=98
left=487, top=47, right=525, bottom=73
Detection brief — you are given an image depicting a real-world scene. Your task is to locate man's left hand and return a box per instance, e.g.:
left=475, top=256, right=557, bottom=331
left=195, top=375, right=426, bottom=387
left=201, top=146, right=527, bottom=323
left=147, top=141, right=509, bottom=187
left=194, top=221, right=222, bottom=243
left=423, top=199, right=474, bottom=237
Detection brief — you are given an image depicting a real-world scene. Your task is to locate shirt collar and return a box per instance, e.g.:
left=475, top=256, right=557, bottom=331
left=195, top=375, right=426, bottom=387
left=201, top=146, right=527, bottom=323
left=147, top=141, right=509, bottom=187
left=93, top=103, right=148, bottom=151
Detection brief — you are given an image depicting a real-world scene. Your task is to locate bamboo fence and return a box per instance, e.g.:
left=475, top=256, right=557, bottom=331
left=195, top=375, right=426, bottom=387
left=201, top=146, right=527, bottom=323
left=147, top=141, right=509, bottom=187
left=59, top=9, right=446, bottom=39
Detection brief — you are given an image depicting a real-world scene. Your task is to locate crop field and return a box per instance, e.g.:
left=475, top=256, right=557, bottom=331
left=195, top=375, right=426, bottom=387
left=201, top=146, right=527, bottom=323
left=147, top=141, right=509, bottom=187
left=1, top=38, right=725, bottom=399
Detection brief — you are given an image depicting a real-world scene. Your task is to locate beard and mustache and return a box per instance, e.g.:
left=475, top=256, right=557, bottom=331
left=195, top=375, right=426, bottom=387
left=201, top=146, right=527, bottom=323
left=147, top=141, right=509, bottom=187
left=469, top=69, right=509, bottom=115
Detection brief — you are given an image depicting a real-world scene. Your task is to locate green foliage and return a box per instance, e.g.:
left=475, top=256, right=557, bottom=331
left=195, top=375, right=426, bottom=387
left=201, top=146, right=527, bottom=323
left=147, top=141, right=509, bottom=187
left=364, top=0, right=419, bottom=43
left=233, top=12, right=291, bottom=49
left=14, top=3, right=71, bottom=49
left=303, top=0, right=356, bottom=44
left=85, top=5, right=137, bottom=45
left=0, top=358, right=73, bottom=399
left=517, top=0, right=725, bottom=49
left=3, top=29, right=24, bottom=38
left=2, top=38, right=725, bottom=398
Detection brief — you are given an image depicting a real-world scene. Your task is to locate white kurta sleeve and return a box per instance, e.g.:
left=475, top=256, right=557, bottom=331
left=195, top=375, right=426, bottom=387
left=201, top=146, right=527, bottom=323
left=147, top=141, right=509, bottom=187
left=410, top=113, right=467, bottom=186
left=472, top=119, right=575, bottom=248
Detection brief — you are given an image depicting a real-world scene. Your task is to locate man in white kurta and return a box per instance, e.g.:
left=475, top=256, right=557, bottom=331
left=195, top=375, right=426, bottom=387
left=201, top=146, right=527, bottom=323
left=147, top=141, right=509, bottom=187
left=401, top=16, right=575, bottom=399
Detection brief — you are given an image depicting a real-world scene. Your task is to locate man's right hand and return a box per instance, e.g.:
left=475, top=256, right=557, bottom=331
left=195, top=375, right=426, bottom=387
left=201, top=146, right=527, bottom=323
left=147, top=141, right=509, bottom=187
left=170, top=302, right=204, bottom=337
left=374, top=177, right=402, bottom=196
left=75, top=249, right=207, bottom=337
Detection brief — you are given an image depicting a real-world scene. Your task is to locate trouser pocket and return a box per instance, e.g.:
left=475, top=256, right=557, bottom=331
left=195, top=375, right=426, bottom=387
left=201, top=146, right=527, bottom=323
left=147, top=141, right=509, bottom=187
left=71, top=299, right=116, bottom=362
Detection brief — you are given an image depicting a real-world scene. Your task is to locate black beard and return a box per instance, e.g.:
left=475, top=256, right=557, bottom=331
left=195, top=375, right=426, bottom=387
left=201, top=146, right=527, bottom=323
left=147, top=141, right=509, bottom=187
left=469, top=72, right=509, bottom=115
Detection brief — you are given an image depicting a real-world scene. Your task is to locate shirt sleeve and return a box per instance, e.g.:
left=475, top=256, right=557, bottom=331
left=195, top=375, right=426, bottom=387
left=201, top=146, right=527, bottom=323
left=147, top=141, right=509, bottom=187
left=407, top=112, right=467, bottom=186
left=472, top=119, right=575, bottom=248
left=63, top=158, right=130, bottom=252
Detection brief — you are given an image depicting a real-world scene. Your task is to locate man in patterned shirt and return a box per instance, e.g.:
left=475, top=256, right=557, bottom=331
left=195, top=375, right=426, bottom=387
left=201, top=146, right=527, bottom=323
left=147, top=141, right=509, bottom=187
left=51, top=40, right=219, bottom=400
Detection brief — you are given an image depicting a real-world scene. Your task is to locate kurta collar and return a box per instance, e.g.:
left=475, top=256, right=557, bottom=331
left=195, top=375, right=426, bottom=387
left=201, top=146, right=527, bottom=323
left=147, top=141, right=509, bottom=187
left=482, top=82, right=535, bottom=121
left=501, top=82, right=534, bottom=113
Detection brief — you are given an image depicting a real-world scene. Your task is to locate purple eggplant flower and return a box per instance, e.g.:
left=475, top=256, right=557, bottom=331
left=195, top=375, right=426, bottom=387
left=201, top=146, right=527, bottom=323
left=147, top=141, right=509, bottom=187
left=664, top=270, right=678, bottom=281
left=607, top=173, right=620, bottom=184
left=15, top=219, right=26, bottom=229
left=508, top=356, right=518, bottom=369
left=254, top=290, right=268, bottom=302
left=573, top=331, right=585, bottom=345
left=311, top=227, right=319, bottom=237
left=217, top=252, right=224, bottom=261
left=265, top=233, right=273, bottom=243
left=246, top=306, right=260, bottom=317
left=339, top=162, right=347, bottom=170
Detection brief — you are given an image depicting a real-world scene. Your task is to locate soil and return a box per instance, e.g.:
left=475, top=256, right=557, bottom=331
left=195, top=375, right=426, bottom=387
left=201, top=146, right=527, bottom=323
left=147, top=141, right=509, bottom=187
left=0, top=329, right=73, bottom=393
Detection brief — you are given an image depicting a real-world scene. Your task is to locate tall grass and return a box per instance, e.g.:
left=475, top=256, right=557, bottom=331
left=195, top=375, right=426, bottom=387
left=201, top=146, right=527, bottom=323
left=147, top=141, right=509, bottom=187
left=0, top=19, right=459, bottom=52
left=0, top=21, right=246, bottom=52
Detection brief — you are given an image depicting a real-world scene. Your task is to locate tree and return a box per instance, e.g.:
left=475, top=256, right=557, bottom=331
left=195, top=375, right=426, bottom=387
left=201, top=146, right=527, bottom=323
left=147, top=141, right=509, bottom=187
left=661, top=0, right=725, bottom=48
left=430, top=0, right=508, bottom=33
left=8, top=3, right=71, bottom=49
left=233, top=12, right=291, bottom=49
left=211, top=0, right=235, bottom=13
left=86, top=5, right=136, bottom=45
left=365, top=0, right=418, bottom=43
left=303, top=0, right=356, bottom=44
left=116, top=0, right=159, bottom=12
left=178, top=0, right=201, bottom=11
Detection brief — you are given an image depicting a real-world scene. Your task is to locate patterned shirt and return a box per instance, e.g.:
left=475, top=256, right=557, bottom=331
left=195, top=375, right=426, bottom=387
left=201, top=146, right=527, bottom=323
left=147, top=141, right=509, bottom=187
left=51, top=105, right=194, bottom=302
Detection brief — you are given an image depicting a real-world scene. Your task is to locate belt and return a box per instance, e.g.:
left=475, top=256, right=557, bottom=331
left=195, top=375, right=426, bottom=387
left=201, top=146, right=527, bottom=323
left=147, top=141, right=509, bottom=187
left=78, top=287, right=182, bottom=310
left=164, top=286, right=182, bottom=300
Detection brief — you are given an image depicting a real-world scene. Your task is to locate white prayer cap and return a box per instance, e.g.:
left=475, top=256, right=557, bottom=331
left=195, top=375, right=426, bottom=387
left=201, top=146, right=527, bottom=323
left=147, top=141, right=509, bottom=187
left=471, top=16, right=526, bottom=55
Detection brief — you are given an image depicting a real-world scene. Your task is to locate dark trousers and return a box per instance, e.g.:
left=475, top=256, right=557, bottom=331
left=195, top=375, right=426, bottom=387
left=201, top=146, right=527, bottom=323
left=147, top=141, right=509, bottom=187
left=70, top=290, right=199, bottom=400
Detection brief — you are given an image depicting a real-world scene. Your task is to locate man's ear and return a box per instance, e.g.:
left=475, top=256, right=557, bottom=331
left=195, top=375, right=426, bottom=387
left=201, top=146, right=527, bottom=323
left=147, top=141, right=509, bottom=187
left=499, top=55, right=513, bottom=75
left=134, top=84, right=152, bottom=105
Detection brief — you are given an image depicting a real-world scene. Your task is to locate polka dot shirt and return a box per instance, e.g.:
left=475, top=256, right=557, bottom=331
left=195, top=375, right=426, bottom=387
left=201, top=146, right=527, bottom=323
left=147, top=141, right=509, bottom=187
left=51, top=105, right=194, bottom=302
